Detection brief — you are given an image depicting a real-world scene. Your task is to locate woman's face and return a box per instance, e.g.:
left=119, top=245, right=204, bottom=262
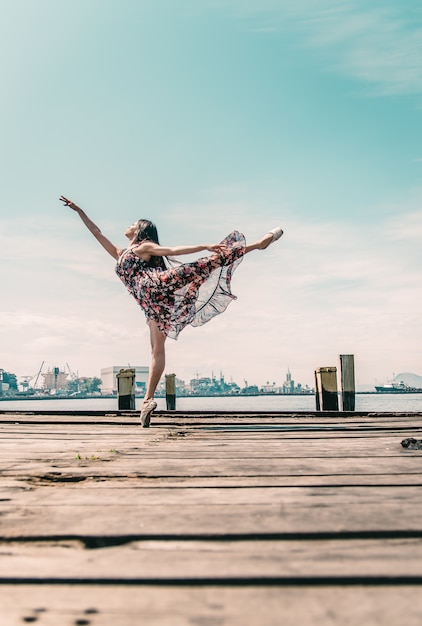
left=125, top=222, right=138, bottom=240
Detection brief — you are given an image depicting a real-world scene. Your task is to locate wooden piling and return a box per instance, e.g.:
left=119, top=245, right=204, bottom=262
left=314, top=370, right=321, bottom=411
left=315, top=366, right=339, bottom=411
left=340, top=354, right=356, bottom=411
left=116, top=368, right=135, bottom=410
left=165, top=373, right=176, bottom=410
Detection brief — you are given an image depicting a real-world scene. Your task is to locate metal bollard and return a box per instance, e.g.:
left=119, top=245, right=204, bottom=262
left=116, top=368, right=136, bottom=410
left=165, top=373, right=176, bottom=410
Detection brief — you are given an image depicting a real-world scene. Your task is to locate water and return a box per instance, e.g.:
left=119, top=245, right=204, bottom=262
left=0, top=393, right=421, bottom=412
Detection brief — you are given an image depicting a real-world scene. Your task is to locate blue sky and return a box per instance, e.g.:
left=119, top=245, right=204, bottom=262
left=1, top=0, right=421, bottom=389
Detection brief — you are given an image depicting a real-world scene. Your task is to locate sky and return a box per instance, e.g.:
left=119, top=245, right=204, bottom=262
left=0, top=0, right=421, bottom=390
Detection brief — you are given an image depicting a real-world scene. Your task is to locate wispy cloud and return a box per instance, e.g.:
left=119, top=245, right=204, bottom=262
left=219, top=0, right=422, bottom=97
left=302, top=4, right=422, bottom=96
left=384, top=209, right=422, bottom=240
left=0, top=213, right=120, bottom=281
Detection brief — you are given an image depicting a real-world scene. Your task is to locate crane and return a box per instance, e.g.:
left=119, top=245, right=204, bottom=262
left=33, top=361, right=45, bottom=389
left=19, top=361, right=44, bottom=390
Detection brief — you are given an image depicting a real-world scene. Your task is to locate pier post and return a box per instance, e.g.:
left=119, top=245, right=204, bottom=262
left=165, top=373, right=176, bottom=410
left=315, top=367, right=339, bottom=411
left=340, top=354, right=355, bottom=411
left=116, top=368, right=136, bottom=410
left=314, top=371, right=321, bottom=411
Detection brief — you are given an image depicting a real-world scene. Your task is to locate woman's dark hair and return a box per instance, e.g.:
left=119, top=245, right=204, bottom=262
left=136, top=219, right=166, bottom=270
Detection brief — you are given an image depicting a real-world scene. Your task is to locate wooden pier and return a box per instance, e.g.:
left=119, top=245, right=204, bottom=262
left=1, top=409, right=422, bottom=625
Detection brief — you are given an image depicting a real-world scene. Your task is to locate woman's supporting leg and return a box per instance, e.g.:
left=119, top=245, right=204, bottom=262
left=140, top=320, right=166, bottom=427
left=143, top=320, right=167, bottom=403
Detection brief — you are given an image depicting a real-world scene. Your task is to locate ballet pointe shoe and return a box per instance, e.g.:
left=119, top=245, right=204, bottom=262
left=140, top=399, right=157, bottom=428
left=261, top=227, right=284, bottom=249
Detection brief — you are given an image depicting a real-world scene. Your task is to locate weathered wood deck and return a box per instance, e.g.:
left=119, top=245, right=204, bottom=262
left=1, top=409, right=422, bottom=625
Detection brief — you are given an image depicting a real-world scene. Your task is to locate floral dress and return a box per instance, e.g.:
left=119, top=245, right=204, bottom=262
left=115, top=231, right=245, bottom=339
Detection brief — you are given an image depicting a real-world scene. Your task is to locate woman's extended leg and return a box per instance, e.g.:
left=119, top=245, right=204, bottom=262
left=141, top=320, right=166, bottom=427
left=151, top=227, right=282, bottom=297
left=244, top=229, right=282, bottom=254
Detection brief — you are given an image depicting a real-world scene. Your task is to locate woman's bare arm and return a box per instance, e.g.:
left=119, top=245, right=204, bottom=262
left=59, top=196, right=123, bottom=260
left=134, top=241, right=227, bottom=259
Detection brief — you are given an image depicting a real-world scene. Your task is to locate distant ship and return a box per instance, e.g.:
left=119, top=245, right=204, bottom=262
left=375, top=381, right=422, bottom=394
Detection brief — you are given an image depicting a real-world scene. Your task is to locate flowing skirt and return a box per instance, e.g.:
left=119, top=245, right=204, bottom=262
left=134, top=231, right=245, bottom=339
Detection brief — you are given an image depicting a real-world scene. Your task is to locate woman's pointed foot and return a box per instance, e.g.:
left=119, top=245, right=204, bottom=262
left=140, top=399, right=157, bottom=428
left=261, top=227, right=284, bottom=249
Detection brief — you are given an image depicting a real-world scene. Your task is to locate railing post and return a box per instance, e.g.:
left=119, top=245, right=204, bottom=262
left=165, top=373, right=176, bottom=410
left=315, top=367, right=339, bottom=411
left=116, top=368, right=136, bottom=410
left=340, top=354, right=355, bottom=411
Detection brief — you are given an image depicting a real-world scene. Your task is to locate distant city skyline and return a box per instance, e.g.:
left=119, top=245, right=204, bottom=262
left=5, top=361, right=310, bottom=390
left=3, top=360, right=419, bottom=395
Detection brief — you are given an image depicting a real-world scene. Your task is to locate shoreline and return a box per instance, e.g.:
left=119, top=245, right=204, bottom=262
left=1, top=390, right=421, bottom=402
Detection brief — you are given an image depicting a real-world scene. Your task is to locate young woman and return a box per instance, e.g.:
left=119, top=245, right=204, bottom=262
left=59, top=195, right=283, bottom=427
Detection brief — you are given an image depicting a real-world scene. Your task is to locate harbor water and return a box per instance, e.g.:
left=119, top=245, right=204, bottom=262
left=1, top=393, right=422, bottom=413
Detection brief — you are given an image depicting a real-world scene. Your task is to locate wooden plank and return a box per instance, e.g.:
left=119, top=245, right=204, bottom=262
left=0, top=440, right=418, bottom=460
left=2, top=457, right=422, bottom=479
left=3, top=417, right=419, bottom=431
left=0, top=425, right=421, bottom=442
left=3, top=473, right=422, bottom=490
left=0, top=585, right=422, bottom=626
left=2, top=489, right=422, bottom=536
left=1, top=412, right=422, bottom=426
left=1, top=538, right=422, bottom=579
left=3, top=484, right=422, bottom=508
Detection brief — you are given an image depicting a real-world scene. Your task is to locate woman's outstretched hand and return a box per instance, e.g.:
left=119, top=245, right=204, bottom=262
left=59, top=196, right=81, bottom=212
left=206, top=244, right=229, bottom=253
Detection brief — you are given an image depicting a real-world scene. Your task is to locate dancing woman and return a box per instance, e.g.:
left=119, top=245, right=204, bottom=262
left=60, top=196, right=283, bottom=426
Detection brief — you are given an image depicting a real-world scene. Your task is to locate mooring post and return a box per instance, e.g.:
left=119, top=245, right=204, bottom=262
left=165, top=373, right=176, bottom=410
left=314, top=370, right=320, bottom=411
left=315, top=369, right=321, bottom=410
left=315, top=367, right=339, bottom=411
left=116, top=368, right=136, bottom=410
left=340, top=354, right=355, bottom=411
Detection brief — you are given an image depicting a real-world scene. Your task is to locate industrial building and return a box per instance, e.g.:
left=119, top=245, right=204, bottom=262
left=100, top=366, right=149, bottom=395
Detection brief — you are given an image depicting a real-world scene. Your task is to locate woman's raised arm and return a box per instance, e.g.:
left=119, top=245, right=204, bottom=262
left=59, top=196, right=123, bottom=260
